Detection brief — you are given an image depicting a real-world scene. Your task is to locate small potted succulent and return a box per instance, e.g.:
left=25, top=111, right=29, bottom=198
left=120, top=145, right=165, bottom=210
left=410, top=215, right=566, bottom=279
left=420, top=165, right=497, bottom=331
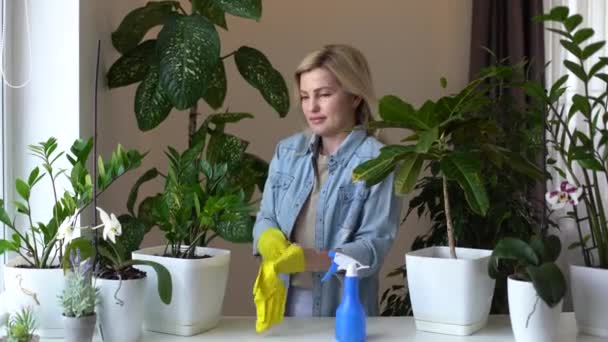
left=0, top=307, right=39, bottom=342
left=488, top=235, right=566, bottom=342
left=58, top=251, right=98, bottom=342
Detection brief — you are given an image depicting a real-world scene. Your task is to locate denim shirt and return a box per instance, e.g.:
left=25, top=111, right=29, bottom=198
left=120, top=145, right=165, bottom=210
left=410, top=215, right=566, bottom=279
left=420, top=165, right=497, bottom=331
left=253, top=127, right=403, bottom=317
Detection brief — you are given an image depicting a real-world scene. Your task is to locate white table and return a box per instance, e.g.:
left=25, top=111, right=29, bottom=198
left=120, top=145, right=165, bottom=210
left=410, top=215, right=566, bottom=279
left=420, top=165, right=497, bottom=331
left=109, top=313, right=606, bottom=341
left=26, top=313, right=606, bottom=341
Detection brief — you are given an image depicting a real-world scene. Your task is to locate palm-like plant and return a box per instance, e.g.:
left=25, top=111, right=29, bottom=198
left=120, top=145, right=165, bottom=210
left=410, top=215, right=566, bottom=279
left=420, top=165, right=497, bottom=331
left=353, top=67, right=544, bottom=258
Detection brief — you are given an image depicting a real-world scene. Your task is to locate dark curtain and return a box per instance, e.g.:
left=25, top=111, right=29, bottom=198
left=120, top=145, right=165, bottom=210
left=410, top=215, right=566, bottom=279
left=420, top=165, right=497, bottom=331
left=469, top=0, right=546, bottom=314
left=469, top=0, right=546, bottom=225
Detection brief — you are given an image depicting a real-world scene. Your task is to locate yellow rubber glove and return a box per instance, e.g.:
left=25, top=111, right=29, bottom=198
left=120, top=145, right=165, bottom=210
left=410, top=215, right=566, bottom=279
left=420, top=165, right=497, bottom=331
left=253, top=228, right=305, bottom=333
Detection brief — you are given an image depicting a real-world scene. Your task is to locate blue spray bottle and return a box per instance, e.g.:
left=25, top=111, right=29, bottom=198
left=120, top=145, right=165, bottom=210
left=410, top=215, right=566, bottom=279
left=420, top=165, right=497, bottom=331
left=321, top=250, right=369, bottom=342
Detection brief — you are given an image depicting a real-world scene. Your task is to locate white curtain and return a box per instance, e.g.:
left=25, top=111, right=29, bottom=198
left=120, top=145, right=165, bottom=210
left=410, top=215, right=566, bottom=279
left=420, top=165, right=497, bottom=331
left=543, top=0, right=608, bottom=308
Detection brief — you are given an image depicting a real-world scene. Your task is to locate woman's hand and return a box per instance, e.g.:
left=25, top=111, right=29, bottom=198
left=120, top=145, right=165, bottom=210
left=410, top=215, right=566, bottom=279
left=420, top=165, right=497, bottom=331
left=303, top=248, right=332, bottom=272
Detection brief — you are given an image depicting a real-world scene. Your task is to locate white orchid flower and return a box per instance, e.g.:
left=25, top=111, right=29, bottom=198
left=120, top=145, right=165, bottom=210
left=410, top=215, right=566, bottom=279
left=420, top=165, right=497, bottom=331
left=95, top=207, right=122, bottom=243
left=545, top=181, right=583, bottom=210
left=56, top=217, right=75, bottom=243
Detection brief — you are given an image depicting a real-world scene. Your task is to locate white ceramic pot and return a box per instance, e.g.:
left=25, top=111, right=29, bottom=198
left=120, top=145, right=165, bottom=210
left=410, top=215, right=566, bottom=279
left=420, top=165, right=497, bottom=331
left=508, top=277, right=562, bottom=342
left=95, top=276, right=145, bottom=342
left=132, top=245, right=230, bottom=336
left=406, top=246, right=495, bottom=335
left=1, top=257, right=64, bottom=338
left=571, top=264, right=608, bottom=337
left=63, top=314, right=96, bottom=342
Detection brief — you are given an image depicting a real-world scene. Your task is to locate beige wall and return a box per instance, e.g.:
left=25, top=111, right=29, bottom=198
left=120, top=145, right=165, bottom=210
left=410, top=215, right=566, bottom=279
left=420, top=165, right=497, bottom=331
left=93, top=0, right=473, bottom=315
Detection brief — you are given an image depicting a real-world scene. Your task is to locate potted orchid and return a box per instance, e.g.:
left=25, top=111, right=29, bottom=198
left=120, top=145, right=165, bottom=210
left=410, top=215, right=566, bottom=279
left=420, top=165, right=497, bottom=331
left=0, top=137, right=143, bottom=337
left=529, top=6, right=608, bottom=337
left=488, top=235, right=566, bottom=342
left=62, top=207, right=172, bottom=342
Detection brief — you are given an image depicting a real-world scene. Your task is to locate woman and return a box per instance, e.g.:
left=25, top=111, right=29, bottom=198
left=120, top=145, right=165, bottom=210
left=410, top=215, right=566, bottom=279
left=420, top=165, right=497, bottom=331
left=253, top=44, right=402, bottom=318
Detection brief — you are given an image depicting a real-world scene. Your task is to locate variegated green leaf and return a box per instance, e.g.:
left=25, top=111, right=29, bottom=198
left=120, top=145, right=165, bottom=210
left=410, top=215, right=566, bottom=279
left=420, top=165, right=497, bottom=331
left=108, top=40, right=156, bottom=89
left=134, top=66, right=173, bottom=131
left=234, top=46, right=289, bottom=116
left=158, top=14, right=221, bottom=110
left=112, top=1, right=179, bottom=54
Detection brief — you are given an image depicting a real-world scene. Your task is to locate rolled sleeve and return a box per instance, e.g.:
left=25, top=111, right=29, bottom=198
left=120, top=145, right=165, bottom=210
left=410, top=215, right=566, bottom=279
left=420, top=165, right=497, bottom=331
left=336, top=171, right=402, bottom=278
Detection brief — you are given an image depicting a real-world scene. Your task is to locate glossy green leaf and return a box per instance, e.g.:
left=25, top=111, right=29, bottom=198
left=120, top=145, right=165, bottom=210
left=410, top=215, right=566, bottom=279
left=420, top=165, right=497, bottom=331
left=564, top=60, right=587, bottom=81
left=15, top=179, right=30, bottom=201
left=213, top=210, right=254, bottom=242
left=503, top=151, right=545, bottom=180
left=212, top=0, right=261, bottom=21
left=440, top=153, right=488, bottom=216
left=573, top=28, right=594, bottom=44
left=491, top=237, right=540, bottom=268
left=192, top=0, right=227, bottom=29
left=582, top=41, right=605, bottom=60
left=134, top=66, right=173, bottom=131
left=394, top=153, right=424, bottom=195
left=128, top=259, right=172, bottom=304
left=0, top=240, right=17, bottom=254
left=560, top=39, right=583, bottom=58
left=112, top=1, right=179, bottom=54
left=352, top=145, right=414, bottom=187
left=207, top=132, right=248, bottom=167
left=234, top=46, right=289, bottom=116
left=564, top=14, right=583, bottom=32
left=158, top=14, right=221, bottom=110
left=527, top=263, right=567, bottom=307
left=378, top=95, right=429, bottom=130
left=116, top=215, right=148, bottom=258
left=127, top=168, right=159, bottom=215
left=202, top=60, right=227, bottom=109
left=415, top=127, right=438, bottom=153
left=108, top=40, right=156, bottom=89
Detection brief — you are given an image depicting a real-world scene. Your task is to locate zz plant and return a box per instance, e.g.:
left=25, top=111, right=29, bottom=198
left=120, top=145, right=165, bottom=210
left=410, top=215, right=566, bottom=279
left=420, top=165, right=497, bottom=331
left=0, top=138, right=144, bottom=268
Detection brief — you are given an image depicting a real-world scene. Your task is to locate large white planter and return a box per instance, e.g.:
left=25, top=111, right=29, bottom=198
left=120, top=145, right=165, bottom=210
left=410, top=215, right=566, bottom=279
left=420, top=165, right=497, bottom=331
left=95, top=276, right=145, bottom=342
left=571, top=264, right=608, bottom=337
left=132, top=245, right=231, bottom=336
left=508, top=277, right=562, bottom=342
left=406, top=246, right=495, bottom=335
left=1, top=257, right=64, bottom=338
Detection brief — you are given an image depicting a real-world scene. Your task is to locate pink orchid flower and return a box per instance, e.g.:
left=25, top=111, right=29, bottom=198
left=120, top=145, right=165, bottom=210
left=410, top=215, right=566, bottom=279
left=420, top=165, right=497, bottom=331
left=545, top=181, right=583, bottom=210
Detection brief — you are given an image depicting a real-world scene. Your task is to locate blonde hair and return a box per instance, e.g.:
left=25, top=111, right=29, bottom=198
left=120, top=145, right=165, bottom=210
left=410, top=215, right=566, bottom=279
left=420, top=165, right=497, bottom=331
left=294, top=44, right=377, bottom=129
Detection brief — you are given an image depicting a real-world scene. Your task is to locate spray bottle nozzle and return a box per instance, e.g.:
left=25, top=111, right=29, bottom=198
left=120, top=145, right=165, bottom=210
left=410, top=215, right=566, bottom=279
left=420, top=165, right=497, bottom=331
left=321, top=250, right=369, bottom=282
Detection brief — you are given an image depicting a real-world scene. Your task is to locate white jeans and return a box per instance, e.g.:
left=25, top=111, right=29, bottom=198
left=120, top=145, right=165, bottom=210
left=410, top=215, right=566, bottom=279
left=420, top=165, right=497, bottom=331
left=285, top=286, right=313, bottom=317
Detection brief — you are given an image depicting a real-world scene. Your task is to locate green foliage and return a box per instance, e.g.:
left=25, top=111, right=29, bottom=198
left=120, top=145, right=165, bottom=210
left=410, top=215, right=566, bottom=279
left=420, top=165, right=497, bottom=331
left=4, top=307, right=37, bottom=342
left=107, top=0, right=289, bottom=130
left=123, top=119, right=259, bottom=259
left=533, top=6, right=608, bottom=268
left=0, top=138, right=144, bottom=268
left=353, top=63, right=544, bottom=253
left=58, top=253, right=98, bottom=318
left=380, top=61, right=545, bottom=315
left=488, top=235, right=566, bottom=307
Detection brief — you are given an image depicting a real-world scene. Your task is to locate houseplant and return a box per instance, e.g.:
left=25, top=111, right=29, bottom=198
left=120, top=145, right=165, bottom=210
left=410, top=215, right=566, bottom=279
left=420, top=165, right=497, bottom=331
left=58, top=251, right=98, bottom=342
left=108, top=0, right=289, bottom=336
left=0, top=307, right=38, bottom=342
left=488, top=235, right=566, bottom=342
left=380, top=60, right=545, bottom=316
left=62, top=207, right=172, bottom=342
left=0, top=137, right=144, bottom=337
left=353, top=66, right=544, bottom=335
left=130, top=127, right=256, bottom=335
left=530, top=6, right=608, bottom=336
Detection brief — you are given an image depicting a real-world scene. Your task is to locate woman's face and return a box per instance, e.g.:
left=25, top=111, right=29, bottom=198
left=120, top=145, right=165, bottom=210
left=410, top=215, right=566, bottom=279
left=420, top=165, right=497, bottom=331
left=299, top=67, right=360, bottom=138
